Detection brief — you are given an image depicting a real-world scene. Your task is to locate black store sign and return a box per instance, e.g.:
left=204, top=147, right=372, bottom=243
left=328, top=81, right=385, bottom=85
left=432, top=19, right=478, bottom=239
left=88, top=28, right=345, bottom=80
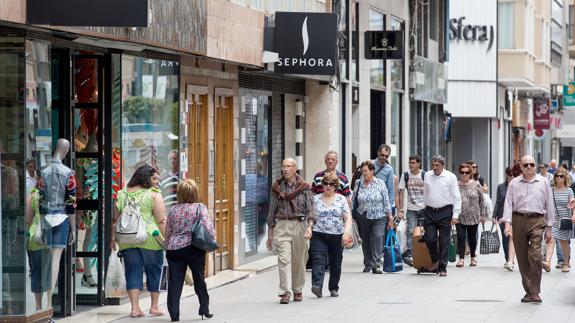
left=274, top=12, right=337, bottom=75
left=365, top=31, right=404, bottom=60
left=27, top=0, right=148, bottom=27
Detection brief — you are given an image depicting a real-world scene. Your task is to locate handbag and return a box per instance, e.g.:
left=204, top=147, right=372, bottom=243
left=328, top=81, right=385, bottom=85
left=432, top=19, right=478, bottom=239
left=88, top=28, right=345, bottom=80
left=33, top=217, right=46, bottom=245
left=554, top=189, right=574, bottom=231
left=480, top=223, right=500, bottom=254
left=349, top=219, right=362, bottom=248
left=191, top=207, right=218, bottom=252
left=448, top=225, right=457, bottom=262
left=383, top=229, right=403, bottom=272
left=352, top=184, right=362, bottom=220
left=560, top=218, right=573, bottom=231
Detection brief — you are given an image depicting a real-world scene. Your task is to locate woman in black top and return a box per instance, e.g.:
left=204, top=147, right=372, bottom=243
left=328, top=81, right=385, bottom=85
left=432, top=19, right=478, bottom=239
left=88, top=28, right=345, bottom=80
left=492, top=166, right=515, bottom=271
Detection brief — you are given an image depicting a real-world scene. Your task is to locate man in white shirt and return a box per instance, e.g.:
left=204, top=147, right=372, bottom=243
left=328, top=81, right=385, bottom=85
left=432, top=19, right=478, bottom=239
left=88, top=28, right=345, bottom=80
left=397, top=155, right=426, bottom=266
left=568, top=165, right=575, bottom=182
left=422, top=155, right=462, bottom=276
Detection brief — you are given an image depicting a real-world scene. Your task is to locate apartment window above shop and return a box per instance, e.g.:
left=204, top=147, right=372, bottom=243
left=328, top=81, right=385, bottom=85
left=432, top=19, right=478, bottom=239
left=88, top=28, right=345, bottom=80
left=551, top=0, right=563, bottom=65
left=369, top=8, right=385, bottom=87
left=569, top=5, right=574, bottom=46
left=498, top=2, right=515, bottom=49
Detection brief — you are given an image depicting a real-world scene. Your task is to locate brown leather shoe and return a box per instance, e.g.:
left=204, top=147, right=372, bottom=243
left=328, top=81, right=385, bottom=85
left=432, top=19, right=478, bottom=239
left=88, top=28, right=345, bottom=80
left=520, top=294, right=531, bottom=303
left=293, top=292, right=303, bottom=302
left=279, top=293, right=290, bottom=304
left=530, top=295, right=542, bottom=304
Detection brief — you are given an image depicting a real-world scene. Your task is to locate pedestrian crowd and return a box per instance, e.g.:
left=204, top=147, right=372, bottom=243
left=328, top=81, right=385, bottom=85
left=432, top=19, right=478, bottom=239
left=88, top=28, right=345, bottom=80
left=103, top=144, right=575, bottom=321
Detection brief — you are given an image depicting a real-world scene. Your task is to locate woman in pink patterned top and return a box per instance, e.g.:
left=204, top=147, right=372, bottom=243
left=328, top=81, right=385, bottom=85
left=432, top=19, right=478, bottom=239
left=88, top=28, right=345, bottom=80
left=165, top=179, right=215, bottom=321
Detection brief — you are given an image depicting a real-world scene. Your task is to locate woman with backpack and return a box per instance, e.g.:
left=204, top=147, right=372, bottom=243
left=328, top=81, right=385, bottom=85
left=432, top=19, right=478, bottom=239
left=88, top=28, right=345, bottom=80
left=164, top=179, right=215, bottom=321
left=110, top=164, right=167, bottom=318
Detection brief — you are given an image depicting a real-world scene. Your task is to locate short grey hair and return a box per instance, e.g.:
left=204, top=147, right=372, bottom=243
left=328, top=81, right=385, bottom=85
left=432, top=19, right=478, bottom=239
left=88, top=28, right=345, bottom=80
left=432, top=155, right=445, bottom=165
left=324, top=151, right=338, bottom=160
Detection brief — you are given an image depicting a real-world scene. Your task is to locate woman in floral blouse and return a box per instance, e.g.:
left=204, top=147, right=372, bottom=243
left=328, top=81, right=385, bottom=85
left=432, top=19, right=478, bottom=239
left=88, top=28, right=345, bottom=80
left=455, top=163, right=485, bottom=268
left=310, top=172, right=352, bottom=298
left=165, top=179, right=215, bottom=321
left=355, top=160, right=393, bottom=274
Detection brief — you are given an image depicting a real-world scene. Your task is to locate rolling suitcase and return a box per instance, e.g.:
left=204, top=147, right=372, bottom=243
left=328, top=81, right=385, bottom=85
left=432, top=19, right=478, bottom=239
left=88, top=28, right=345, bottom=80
left=412, top=225, right=435, bottom=274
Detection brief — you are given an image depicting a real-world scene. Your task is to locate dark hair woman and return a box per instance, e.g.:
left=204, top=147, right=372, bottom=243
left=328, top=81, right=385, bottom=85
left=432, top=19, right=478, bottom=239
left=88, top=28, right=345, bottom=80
left=455, top=163, right=485, bottom=268
left=110, top=164, right=167, bottom=318
left=165, top=179, right=215, bottom=321
left=492, top=166, right=516, bottom=271
left=354, top=160, right=393, bottom=274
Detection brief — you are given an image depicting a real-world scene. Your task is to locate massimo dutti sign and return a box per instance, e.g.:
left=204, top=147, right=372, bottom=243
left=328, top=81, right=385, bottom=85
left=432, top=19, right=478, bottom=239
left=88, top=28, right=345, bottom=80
left=365, top=31, right=404, bottom=60
left=274, top=12, right=337, bottom=75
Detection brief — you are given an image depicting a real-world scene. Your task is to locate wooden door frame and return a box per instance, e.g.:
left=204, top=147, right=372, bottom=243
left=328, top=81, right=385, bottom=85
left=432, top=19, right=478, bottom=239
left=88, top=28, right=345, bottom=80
left=214, top=90, right=235, bottom=271
left=185, top=84, right=209, bottom=203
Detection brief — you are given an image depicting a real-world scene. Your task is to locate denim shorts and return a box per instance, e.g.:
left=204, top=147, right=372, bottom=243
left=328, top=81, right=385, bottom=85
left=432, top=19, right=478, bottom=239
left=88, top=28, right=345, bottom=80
left=44, top=217, right=70, bottom=248
left=120, top=248, right=164, bottom=292
left=28, top=249, right=51, bottom=293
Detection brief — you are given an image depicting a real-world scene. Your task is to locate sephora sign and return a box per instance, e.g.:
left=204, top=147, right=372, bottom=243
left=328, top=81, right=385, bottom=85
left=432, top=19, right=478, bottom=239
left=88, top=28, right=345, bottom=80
left=274, top=12, right=337, bottom=75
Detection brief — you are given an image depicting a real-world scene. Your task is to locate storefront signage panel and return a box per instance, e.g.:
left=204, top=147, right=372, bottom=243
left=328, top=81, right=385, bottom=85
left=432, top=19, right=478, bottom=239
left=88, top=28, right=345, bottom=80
left=27, top=0, right=148, bottom=27
left=533, top=98, right=550, bottom=130
left=449, top=17, right=495, bottom=52
left=364, top=31, right=404, bottom=60
left=274, top=12, right=337, bottom=75
left=447, top=0, right=497, bottom=118
left=563, top=83, right=575, bottom=107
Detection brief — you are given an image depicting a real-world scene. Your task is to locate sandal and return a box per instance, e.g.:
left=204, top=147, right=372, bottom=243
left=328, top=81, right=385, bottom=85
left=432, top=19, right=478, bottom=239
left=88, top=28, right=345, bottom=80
left=470, top=258, right=478, bottom=267
left=542, top=261, right=551, bottom=272
left=456, top=259, right=464, bottom=267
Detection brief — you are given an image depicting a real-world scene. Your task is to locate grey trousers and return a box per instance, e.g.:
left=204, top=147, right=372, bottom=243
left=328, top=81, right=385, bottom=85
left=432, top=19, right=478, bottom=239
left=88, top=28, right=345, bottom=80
left=358, top=213, right=387, bottom=269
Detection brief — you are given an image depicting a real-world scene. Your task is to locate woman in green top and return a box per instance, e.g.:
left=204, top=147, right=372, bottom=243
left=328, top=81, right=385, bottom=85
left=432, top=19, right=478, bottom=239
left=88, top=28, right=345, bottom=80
left=110, top=164, right=167, bottom=318
left=26, top=187, right=52, bottom=311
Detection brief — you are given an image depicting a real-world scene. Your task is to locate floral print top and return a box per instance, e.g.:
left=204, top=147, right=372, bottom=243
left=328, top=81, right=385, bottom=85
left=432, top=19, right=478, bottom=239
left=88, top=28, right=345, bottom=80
left=313, top=194, right=350, bottom=235
left=356, top=177, right=392, bottom=220
left=165, top=203, right=216, bottom=251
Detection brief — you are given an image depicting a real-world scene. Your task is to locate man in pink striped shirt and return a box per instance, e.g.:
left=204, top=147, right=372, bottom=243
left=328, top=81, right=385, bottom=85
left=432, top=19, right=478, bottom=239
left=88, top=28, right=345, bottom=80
left=502, top=155, right=556, bottom=304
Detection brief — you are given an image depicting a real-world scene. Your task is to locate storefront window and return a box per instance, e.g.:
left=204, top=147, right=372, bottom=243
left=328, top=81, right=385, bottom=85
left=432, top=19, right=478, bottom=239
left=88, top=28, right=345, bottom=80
left=390, top=93, right=401, bottom=170
left=389, top=17, right=404, bottom=91
left=240, top=93, right=271, bottom=257
left=0, top=39, right=54, bottom=316
left=370, top=9, right=385, bottom=87
left=351, top=1, right=359, bottom=83
left=120, top=56, right=179, bottom=181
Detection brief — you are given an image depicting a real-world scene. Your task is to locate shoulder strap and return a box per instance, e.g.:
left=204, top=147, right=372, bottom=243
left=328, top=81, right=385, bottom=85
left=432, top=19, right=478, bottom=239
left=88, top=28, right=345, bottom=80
left=374, top=162, right=385, bottom=177
left=403, top=172, right=409, bottom=190
left=421, top=170, right=425, bottom=181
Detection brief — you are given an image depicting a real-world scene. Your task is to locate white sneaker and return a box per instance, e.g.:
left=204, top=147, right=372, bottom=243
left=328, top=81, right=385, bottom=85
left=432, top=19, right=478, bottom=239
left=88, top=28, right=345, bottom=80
left=504, top=262, right=514, bottom=271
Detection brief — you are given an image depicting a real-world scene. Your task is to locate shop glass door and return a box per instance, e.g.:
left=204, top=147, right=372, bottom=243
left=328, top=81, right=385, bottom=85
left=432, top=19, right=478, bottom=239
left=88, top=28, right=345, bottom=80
left=71, top=54, right=105, bottom=306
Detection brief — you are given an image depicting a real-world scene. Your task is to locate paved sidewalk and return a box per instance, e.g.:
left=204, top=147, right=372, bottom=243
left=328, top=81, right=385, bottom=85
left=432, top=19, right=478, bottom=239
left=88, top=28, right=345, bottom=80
left=106, top=247, right=575, bottom=323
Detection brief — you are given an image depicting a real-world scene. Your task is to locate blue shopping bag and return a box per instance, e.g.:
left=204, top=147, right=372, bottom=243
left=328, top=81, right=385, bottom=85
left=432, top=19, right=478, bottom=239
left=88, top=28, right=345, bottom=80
left=383, top=229, right=403, bottom=273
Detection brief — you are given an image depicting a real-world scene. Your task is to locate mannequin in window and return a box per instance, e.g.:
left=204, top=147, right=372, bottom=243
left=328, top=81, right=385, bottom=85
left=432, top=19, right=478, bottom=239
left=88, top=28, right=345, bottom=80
left=37, top=138, right=77, bottom=308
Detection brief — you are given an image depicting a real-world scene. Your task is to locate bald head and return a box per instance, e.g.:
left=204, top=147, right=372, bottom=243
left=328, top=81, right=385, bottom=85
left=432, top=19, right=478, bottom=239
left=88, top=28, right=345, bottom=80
left=520, top=155, right=536, bottom=180
left=282, top=158, right=297, bottom=181
left=550, top=159, right=557, bottom=169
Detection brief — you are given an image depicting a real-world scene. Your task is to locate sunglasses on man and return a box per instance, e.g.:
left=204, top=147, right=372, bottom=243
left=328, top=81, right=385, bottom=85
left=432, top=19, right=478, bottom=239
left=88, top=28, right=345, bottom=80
left=322, top=181, right=337, bottom=187
left=522, top=163, right=536, bottom=168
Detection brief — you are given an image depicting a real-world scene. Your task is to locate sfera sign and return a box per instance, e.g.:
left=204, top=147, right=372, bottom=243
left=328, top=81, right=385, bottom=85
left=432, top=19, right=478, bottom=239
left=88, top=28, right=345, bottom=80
left=274, top=12, right=337, bottom=75
left=449, top=16, right=495, bottom=52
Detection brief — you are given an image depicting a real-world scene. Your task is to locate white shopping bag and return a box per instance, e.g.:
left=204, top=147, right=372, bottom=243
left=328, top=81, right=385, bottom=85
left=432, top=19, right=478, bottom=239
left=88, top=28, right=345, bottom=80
left=396, top=220, right=408, bottom=255
left=105, top=249, right=126, bottom=297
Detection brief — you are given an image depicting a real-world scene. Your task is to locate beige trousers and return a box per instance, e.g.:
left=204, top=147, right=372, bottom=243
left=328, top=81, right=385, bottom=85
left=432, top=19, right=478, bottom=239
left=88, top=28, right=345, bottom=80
left=273, top=219, right=309, bottom=296
left=512, top=215, right=546, bottom=296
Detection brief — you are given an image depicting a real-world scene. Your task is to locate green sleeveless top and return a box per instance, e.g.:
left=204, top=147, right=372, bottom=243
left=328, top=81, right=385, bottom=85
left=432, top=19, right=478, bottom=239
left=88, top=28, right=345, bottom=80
left=116, top=187, right=163, bottom=251
left=27, top=189, right=49, bottom=252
